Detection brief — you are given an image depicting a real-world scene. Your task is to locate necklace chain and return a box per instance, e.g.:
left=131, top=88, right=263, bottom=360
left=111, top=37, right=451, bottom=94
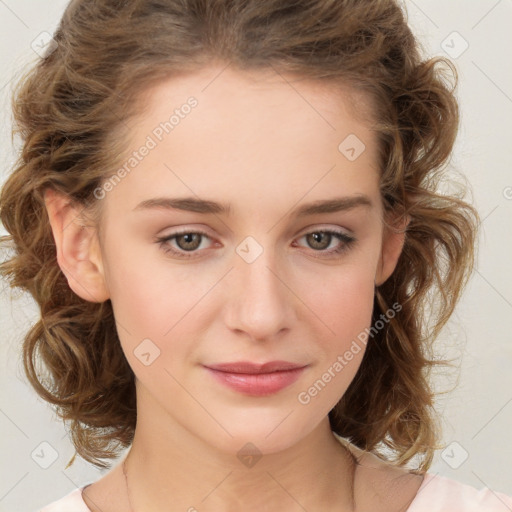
left=122, top=456, right=135, bottom=512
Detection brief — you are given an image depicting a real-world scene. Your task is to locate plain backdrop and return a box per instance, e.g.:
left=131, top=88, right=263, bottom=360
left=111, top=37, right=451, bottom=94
left=1, top=1, right=511, bottom=511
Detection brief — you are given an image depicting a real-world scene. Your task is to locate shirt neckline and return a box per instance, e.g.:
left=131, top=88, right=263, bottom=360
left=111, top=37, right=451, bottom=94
left=78, top=438, right=433, bottom=511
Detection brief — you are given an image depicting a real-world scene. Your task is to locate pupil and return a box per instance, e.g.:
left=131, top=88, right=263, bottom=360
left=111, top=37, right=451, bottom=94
left=179, top=233, right=199, bottom=250
left=309, top=232, right=329, bottom=249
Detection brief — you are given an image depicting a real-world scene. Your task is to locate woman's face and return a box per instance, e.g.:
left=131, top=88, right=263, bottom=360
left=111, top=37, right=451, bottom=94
left=93, top=65, right=400, bottom=454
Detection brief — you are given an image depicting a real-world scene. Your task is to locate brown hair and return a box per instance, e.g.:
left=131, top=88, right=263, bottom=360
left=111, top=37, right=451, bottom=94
left=0, top=0, right=478, bottom=471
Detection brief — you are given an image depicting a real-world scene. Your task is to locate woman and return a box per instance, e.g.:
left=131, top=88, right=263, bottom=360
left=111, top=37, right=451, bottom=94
left=1, top=0, right=510, bottom=510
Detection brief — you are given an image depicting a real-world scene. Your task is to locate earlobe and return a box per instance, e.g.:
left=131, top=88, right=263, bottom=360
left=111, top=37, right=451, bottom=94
left=44, top=188, right=110, bottom=303
left=375, top=214, right=410, bottom=287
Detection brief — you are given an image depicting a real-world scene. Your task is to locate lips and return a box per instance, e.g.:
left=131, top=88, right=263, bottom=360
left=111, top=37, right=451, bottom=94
left=203, top=361, right=308, bottom=396
left=205, top=360, right=307, bottom=374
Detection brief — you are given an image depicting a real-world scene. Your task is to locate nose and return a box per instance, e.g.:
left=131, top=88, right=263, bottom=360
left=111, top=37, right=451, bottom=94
left=222, top=245, right=296, bottom=342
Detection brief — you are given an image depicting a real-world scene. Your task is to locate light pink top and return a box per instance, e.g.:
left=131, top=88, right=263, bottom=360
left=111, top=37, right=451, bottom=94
left=40, top=435, right=512, bottom=512
left=39, top=474, right=512, bottom=512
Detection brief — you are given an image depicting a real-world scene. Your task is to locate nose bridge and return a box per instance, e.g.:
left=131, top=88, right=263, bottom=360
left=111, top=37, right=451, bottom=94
left=225, top=237, right=294, bottom=339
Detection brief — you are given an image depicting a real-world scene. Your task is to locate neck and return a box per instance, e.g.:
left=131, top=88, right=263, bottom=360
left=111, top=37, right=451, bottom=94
left=123, top=389, right=356, bottom=512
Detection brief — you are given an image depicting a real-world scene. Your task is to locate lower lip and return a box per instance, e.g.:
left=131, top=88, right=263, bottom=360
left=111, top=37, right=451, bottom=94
left=204, top=367, right=306, bottom=396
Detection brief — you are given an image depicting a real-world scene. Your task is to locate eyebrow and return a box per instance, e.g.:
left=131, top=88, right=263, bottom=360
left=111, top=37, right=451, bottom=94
left=133, top=195, right=373, bottom=216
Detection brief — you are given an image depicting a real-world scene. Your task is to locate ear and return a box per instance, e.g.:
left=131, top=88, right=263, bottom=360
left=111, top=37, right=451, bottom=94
left=375, top=214, right=410, bottom=287
left=44, top=188, right=110, bottom=302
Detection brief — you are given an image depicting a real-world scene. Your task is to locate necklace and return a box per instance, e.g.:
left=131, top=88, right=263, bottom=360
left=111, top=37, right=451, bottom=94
left=122, top=456, right=135, bottom=512
left=122, top=442, right=356, bottom=511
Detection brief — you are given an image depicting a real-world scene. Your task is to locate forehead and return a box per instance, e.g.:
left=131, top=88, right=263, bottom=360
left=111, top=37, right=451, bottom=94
left=137, top=64, right=375, bottom=136
left=102, top=65, right=380, bottom=218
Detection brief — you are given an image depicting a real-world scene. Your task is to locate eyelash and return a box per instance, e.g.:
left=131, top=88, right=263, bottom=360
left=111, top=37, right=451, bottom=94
left=155, top=228, right=356, bottom=260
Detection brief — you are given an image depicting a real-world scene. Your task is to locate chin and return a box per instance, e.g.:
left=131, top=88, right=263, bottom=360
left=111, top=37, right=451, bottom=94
left=197, top=410, right=318, bottom=458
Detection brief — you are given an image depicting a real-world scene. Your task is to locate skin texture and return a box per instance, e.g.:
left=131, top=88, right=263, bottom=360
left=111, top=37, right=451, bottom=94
left=44, top=65, right=421, bottom=511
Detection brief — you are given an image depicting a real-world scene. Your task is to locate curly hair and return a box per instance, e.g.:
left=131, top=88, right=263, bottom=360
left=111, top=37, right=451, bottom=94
left=0, top=0, right=478, bottom=471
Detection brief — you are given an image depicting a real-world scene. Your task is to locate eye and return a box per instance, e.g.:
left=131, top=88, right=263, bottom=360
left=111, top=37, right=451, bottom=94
left=294, top=229, right=356, bottom=257
left=155, top=228, right=214, bottom=259
left=155, top=227, right=356, bottom=260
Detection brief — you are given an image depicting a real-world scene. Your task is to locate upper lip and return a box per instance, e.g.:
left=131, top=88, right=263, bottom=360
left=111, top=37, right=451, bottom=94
left=204, top=361, right=307, bottom=374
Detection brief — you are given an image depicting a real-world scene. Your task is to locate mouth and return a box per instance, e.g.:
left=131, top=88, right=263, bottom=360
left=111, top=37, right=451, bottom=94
left=203, top=361, right=308, bottom=396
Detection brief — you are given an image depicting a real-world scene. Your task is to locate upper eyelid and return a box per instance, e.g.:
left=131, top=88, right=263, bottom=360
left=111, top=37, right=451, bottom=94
left=159, top=225, right=353, bottom=247
left=161, top=223, right=353, bottom=238
left=298, top=224, right=353, bottom=236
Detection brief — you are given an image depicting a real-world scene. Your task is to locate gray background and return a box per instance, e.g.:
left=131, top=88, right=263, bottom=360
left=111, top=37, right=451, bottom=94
left=1, top=1, right=511, bottom=511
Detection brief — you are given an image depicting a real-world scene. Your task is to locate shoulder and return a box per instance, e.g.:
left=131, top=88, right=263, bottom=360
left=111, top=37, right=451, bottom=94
left=333, top=433, right=512, bottom=511
left=39, top=487, right=91, bottom=512
left=407, top=472, right=512, bottom=512
left=338, top=436, right=426, bottom=511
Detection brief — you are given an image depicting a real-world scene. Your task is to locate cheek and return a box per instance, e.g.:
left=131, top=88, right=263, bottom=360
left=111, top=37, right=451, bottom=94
left=103, top=241, right=220, bottom=370
left=104, top=259, right=197, bottom=395
left=294, top=268, right=376, bottom=411
left=101, top=237, right=185, bottom=343
left=335, top=273, right=375, bottom=341
left=299, top=262, right=376, bottom=346
left=105, top=265, right=162, bottom=331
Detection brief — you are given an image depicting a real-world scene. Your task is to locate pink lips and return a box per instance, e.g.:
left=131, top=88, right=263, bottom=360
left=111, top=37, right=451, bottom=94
left=204, top=361, right=308, bottom=396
